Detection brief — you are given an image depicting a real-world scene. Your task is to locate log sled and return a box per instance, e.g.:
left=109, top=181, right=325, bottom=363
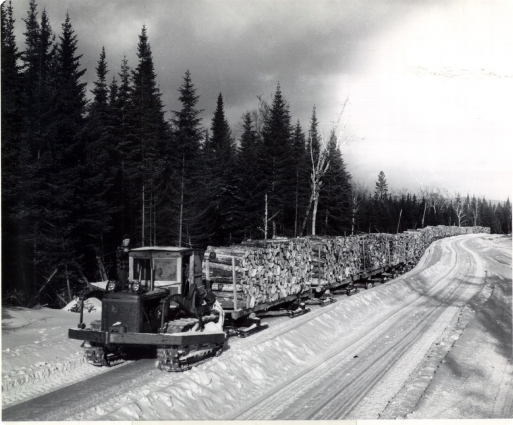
left=203, top=226, right=490, bottom=319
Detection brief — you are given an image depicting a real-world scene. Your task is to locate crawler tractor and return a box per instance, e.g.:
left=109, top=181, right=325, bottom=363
left=69, top=247, right=226, bottom=372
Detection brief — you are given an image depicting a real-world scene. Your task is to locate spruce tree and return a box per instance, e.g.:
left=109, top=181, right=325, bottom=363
left=79, top=47, right=118, bottom=276
left=2, top=0, right=28, bottom=297
left=2, top=0, right=23, bottom=206
left=204, top=93, right=239, bottom=244
left=307, top=106, right=321, bottom=165
left=170, top=70, right=204, bottom=246
left=375, top=171, right=388, bottom=201
left=291, top=120, right=309, bottom=237
left=318, top=129, right=352, bottom=235
left=21, top=0, right=40, bottom=157
left=237, top=112, right=264, bottom=239
left=30, top=12, right=88, bottom=303
left=112, top=56, right=135, bottom=240
left=260, top=83, right=295, bottom=237
left=127, top=26, right=169, bottom=246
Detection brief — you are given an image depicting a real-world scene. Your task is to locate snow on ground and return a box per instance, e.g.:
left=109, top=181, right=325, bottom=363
left=2, top=234, right=512, bottom=420
left=1, top=300, right=110, bottom=407
left=408, top=235, right=513, bottom=419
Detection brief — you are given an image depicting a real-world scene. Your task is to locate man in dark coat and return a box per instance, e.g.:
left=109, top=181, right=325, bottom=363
left=116, top=235, right=131, bottom=290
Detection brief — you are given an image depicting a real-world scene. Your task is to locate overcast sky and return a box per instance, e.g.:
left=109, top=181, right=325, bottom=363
left=11, top=0, right=513, bottom=201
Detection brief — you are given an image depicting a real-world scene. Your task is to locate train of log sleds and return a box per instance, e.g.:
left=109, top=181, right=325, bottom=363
left=69, top=225, right=489, bottom=372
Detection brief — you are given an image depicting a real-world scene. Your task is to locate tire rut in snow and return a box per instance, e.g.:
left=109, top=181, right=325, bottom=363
left=2, top=359, right=153, bottom=421
left=231, top=236, right=486, bottom=420
left=379, top=236, right=491, bottom=419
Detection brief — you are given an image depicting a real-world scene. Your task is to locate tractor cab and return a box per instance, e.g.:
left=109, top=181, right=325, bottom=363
left=97, top=247, right=206, bottom=335
left=128, top=247, right=204, bottom=296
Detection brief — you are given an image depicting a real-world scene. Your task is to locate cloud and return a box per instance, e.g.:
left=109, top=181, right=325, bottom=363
left=10, top=0, right=512, bottom=200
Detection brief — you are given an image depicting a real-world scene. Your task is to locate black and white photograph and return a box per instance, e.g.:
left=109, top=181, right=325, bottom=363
left=1, top=0, right=512, bottom=421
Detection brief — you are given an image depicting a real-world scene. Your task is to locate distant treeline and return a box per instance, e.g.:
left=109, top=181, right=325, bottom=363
left=2, top=1, right=511, bottom=307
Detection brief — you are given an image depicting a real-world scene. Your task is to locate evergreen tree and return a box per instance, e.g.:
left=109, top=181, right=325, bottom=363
left=20, top=0, right=40, bottom=157
left=291, top=120, right=309, bottom=237
left=203, top=93, right=239, bottom=244
left=79, top=47, right=119, bottom=276
left=127, top=26, right=169, bottom=246
left=307, top=106, right=321, bottom=164
left=260, top=83, right=295, bottom=236
left=31, top=12, right=88, bottom=302
left=237, top=112, right=265, bottom=239
left=503, top=198, right=512, bottom=234
left=170, top=70, right=204, bottom=246
left=1, top=0, right=23, bottom=206
left=374, top=171, right=388, bottom=201
left=112, top=56, right=135, bottom=241
left=317, top=129, right=352, bottom=235
left=2, top=0, right=28, bottom=297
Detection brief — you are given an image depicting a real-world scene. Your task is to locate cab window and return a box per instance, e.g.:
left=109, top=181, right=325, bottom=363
left=154, top=258, right=179, bottom=286
left=132, top=258, right=151, bottom=285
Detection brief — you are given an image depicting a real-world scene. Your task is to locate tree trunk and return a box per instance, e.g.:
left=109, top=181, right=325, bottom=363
left=294, top=170, right=299, bottom=238
left=264, top=193, right=268, bottom=240
left=179, top=169, right=184, bottom=247
left=142, top=183, right=145, bottom=245
left=300, top=190, right=315, bottom=236
left=65, top=265, right=72, bottom=302
left=96, top=254, right=107, bottom=281
left=312, top=189, right=319, bottom=236
left=28, top=267, right=59, bottom=308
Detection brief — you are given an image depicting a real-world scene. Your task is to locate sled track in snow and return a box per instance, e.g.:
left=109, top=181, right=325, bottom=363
left=229, top=235, right=488, bottom=420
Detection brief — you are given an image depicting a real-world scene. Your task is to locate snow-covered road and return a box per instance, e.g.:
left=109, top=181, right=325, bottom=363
left=2, top=234, right=511, bottom=420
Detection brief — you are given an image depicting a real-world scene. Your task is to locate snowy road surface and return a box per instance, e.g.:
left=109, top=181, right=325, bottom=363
left=2, top=234, right=512, bottom=420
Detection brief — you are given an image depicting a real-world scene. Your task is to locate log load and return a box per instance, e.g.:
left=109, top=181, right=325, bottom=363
left=203, top=226, right=490, bottom=310
left=204, top=238, right=312, bottom=309
left=308, top=236, right=363, bottom=285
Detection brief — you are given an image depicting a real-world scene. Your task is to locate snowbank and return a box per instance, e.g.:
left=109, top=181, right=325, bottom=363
left=2, top=306, right=103, bottom=407
left=62, top=297, right=102, bottom=313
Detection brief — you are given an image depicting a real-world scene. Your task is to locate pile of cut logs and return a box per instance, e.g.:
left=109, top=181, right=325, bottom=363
left=204, top=238, right=312, bottom=309
left=203, top=226, right=490, bottom=310
left=309, top=236, right=361, bottom=286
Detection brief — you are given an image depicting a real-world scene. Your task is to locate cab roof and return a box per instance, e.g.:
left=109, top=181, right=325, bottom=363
left=130, top=246, right=195, bottom=253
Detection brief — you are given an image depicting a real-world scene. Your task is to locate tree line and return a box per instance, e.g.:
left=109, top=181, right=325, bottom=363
left=2, top=1, right=511, bottom=307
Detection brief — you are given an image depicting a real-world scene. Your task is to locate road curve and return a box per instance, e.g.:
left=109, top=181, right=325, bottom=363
left=229, top=234, right=489, bottom=420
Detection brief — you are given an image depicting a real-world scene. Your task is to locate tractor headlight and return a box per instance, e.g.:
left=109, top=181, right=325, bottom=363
left=106, top=281, right=116, bottom=292
left=131, top=282, right=140, bottom=292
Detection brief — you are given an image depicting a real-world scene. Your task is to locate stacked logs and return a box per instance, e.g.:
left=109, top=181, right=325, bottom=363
left=305, top=226, right=490, bottom=286
left=204, top=238, right=312, bottom=309
left=309, top=236, right=365, bottom=286
left=204, top=226, right=490, bottom=309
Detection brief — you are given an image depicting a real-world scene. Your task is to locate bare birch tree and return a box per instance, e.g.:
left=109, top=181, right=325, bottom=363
left=300, top=100, right=354, bottom=236
left=300, top=134, right=330, bottom=236
left=453, top=192, right=466, bottom=227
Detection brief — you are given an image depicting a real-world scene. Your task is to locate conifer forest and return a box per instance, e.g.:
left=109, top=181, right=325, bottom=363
left=2, top=1, right=511, bottom=307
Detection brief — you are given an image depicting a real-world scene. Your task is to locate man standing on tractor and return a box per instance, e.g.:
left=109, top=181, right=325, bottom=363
left=116, top=235, right=131, bottom=290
